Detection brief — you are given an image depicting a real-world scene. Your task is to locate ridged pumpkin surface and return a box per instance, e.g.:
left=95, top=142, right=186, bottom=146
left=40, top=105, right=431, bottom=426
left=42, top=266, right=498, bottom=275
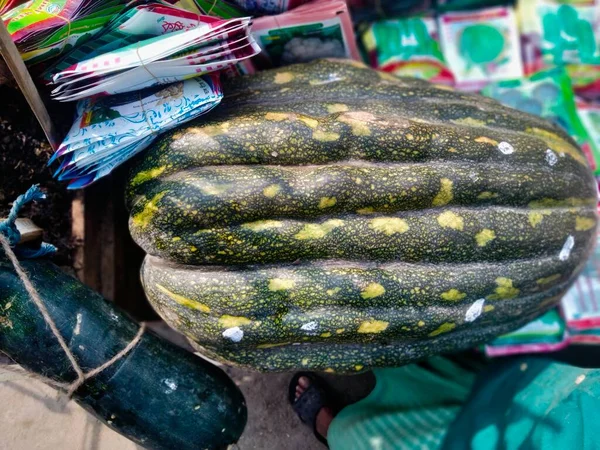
left=128, top=59, right=598, bottom=372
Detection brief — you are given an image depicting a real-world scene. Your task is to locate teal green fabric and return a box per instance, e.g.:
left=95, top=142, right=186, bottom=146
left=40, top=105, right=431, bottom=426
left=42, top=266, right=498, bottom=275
left=328, top=357, right=600, bottom=450
left=327, top=356, right=478, bottom=450
left=442, top=358, right=600, bottom=450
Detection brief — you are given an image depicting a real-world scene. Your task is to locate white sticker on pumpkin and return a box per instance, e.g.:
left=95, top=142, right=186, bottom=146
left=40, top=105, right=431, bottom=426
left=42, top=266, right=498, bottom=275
left=301, top=321, right=318, bottom=331
left=545, top=149, right=558, bottom=166
left=498, top=142, right=514, bottom=154
left=465, top=299, right=485, bottom=322
left=559, top=235, right=575, bottom=261
left=223, top=326, right=244, bottom=342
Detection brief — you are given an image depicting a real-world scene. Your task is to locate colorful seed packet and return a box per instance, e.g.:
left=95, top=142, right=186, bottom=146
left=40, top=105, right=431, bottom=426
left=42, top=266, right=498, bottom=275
left=561, top=233, right=600, bottom=344
left=169, top=0, right=244, bottom=18
left=50, top=75, right=222, bottom=189
left=485, top=309, right=568, bottom=357
left=482, top=67, right=599, bottom=174
left=251, top=0, right=360, bottom=68
left=360, top=15, right=454, bottom=85
left=438, top=6, right=523, bottom=90
left=2, top=0, right=129, bottom=65
left=576, top=99, right=600, bottom=168
left=518, top=0, right=600, bottom=74
left=346, top=0, right=432, bottom=23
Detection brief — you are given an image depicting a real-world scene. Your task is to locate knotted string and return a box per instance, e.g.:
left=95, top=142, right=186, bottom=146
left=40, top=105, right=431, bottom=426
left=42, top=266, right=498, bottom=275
left=0, top=186, right=145, bottom=398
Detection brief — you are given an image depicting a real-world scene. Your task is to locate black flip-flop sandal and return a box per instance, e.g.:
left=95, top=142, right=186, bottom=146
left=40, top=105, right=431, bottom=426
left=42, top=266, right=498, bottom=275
left=289, top=371, right=332, bottom=447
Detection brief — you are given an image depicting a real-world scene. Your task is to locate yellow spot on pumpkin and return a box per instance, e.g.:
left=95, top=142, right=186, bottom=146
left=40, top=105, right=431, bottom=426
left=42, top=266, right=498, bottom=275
left=301, top=358, right=309, bottom=365
left=368, top=217, right=409, bottom=235
left=324, top=368, right=335, bottom=373
left=274, top=72, right=294, bottom=84
left=355, top=365, right=364, bottom=371
left=378, top=71, right=398, bottom=82
left=257, top=342, right=290, bottom=349
left=528, top=212, right=545, bottom=228
left=429, top=322, right=456, bottom=337
left=265, top=112, right=290, bottom=121
left=318, top=197, right=337, bottom=209
left=357, top=207, right=375, bottom=215
left=172, top=237, right=181, bottom=242
left=268, top=278, right=296, bottom=291
left=336, top=328, right=345, bottom=334
left=526, top=127, right=586, bottom=165
left=294, top=219, right=344, bottom=240
left=475, top=136, right=499, bottom=146
left=437, top=211, right=464, bottom=231
left=326, top=103, right=349, bottom=113
left=313, top=130, right=340, bottom=142
left=452, top=117, right=486, bottom=127
left=320, top=332, right=332, bottom=338
left=537, top=274, right=561, bottom=285
left=156, top=284, right=210, bottom=313
left=358, top=319, right=389, bottom=334
left=327, top=287, right=341, bottom=296
left=132, top=192, right=166, bottom=229
left=361, top=283, right=386, bottom=299
left=218, top=315, right=252, bottom=328
left=448, top=147, right=457, bottom=153
left=576, top=217, right=596, bottom=231
left=190, top=246, right=197, bottom=252
left=432, top=178, right=454, bottom=207
left=476, top=229, right=496, bottom=247
left=263, top=184, right=281, bottom=198
left=484, top=305, right=495, bottom=312
left=477, top=191, right=498, bottom=200
left=338, top=112, right=373, bottom=136
left=130, top=165, right=166, bottom=186
left=441, top=289, right=466, bottom=302
left=418, top=320, right=425, bottom=327
left=529, top=198, right=595, bottom=209
left=242, top=220, right=283, bottom=232
left=193, top=121, right=230, bottom=137
left=487, top=277, right=520, bottom=300
left=299, top=117, right=319, bottom=129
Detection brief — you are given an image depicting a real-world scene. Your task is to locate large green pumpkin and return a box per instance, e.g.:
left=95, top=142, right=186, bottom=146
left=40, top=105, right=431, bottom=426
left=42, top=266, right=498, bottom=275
left=127, top=59, right=598, bottom=372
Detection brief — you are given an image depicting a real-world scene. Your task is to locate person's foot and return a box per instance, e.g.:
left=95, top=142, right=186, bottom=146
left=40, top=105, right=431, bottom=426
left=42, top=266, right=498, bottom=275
left=294, top=375, right=335, bottom=439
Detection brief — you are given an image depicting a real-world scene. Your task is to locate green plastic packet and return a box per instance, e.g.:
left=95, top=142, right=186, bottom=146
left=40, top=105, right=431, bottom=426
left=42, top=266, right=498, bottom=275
left=482, top=67, right=600, bottom=173
left=360, top=15, right=454, bottom=85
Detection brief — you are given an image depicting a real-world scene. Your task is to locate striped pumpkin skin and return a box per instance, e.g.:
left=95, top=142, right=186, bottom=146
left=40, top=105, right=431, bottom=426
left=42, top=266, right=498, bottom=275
left=128, top=59, right=598, bottom=372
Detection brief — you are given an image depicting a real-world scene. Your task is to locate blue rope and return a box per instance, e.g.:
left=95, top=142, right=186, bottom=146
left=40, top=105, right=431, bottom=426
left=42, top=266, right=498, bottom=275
left=0, top=185, right=57, bottom=259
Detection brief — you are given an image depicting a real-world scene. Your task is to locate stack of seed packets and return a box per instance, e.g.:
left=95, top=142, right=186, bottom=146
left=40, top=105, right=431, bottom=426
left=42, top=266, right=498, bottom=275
left=42, top=2, right=223, bottom=82
left=49, top=75, right=222, bottom=189
left=2, top=0, right=128, bottom=65
left=50, top=15, right=258, bottom=101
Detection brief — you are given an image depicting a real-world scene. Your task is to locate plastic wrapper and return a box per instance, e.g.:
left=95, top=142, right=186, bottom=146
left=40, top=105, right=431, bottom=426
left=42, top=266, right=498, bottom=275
left=2, top=0, right=128, bottom=65
left=518, top=0, right=600, bottom=74
left=49, top=16, right=259, bottom=101
left=438, top=6, right=523, bottom=91
left=169, top=0, right=244, bottom=18
left=0, top=0, right=27, bottom=15
left=360, top=15, right=454, bottom=85
left=251, top=0, right=360, bottom=68
left=42, top=2, right=222, bottom=82
left=482, top=67, right=598, bottom=173
left=567, top=65, right=600, bottom=101
left=49, top=75, right=222, bottom=188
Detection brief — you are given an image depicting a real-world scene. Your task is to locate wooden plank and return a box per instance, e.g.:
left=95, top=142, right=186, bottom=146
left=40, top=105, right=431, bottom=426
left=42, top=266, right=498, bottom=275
left=0, top=218, right=43, bottom=243
left=0, top=21, right=60, bottom=149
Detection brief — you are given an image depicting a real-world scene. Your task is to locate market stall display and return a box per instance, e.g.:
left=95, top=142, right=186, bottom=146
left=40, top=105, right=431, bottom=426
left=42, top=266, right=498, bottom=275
left=126, top=59, right=597, bottom=372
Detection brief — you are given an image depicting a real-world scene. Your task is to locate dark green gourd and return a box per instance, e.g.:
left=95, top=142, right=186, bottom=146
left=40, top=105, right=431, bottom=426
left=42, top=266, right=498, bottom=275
left=0, top=258, right=246, bottom=449
left=126, top=59, right=598, bottom=372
